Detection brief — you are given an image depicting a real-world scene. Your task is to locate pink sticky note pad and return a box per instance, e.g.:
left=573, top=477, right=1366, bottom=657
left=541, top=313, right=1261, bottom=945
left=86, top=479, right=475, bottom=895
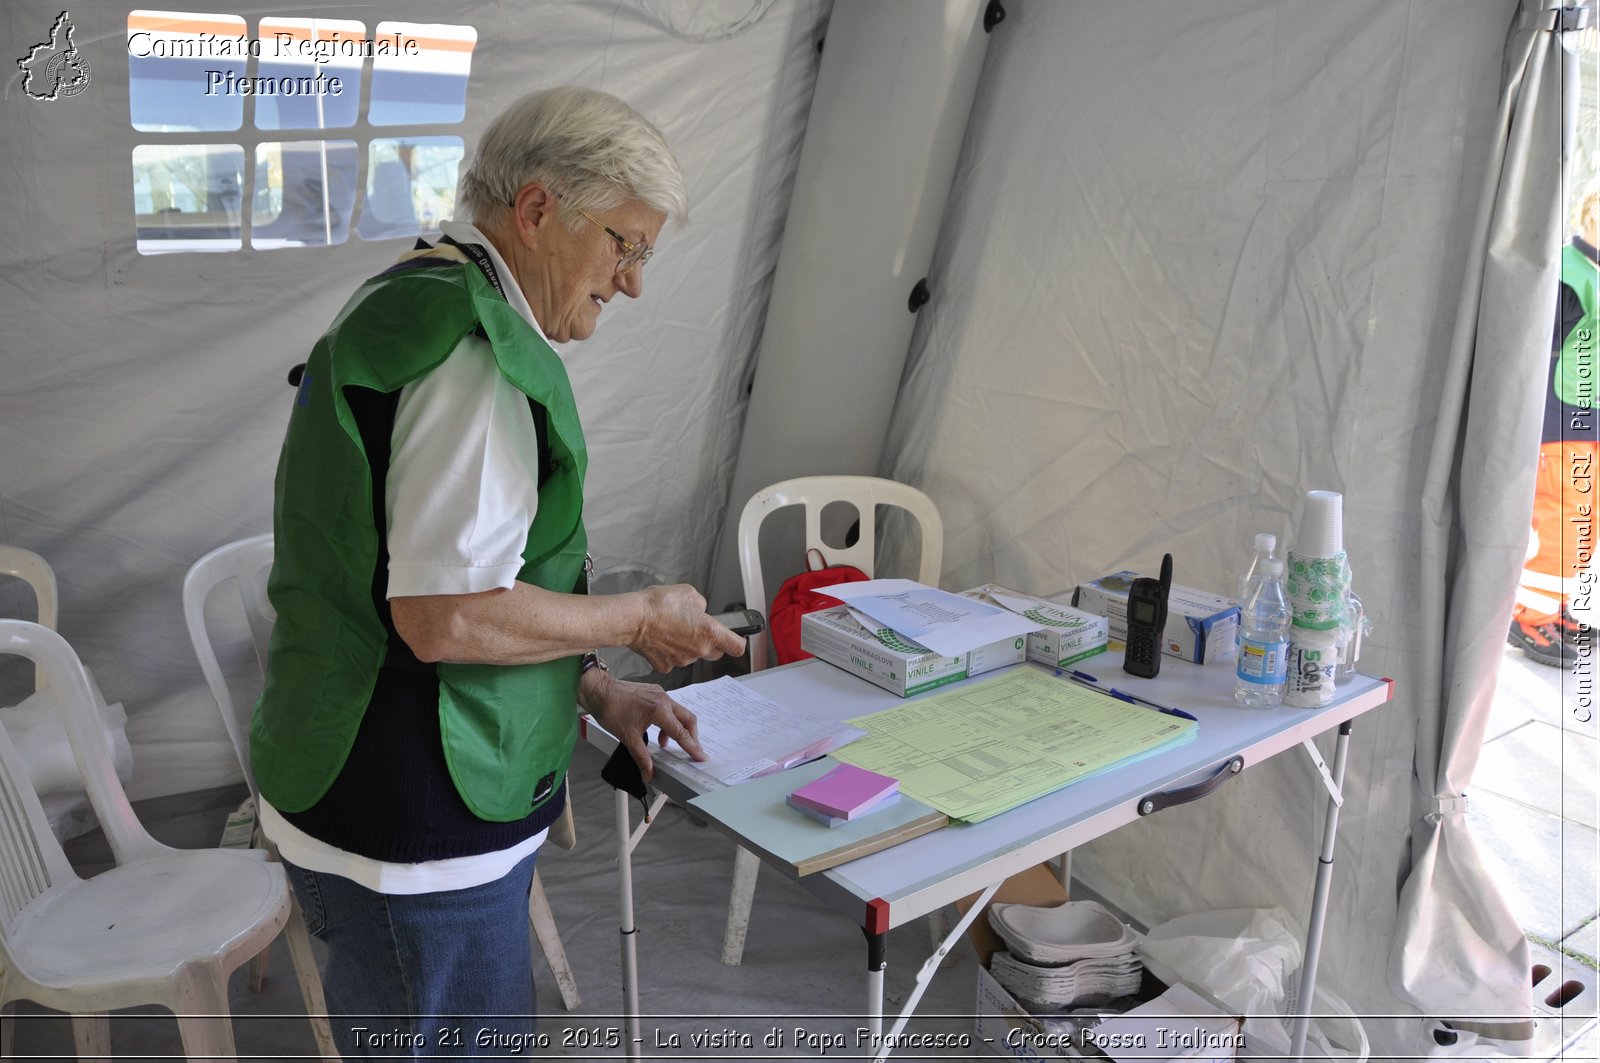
left=788, top=763, right=899, bottom=819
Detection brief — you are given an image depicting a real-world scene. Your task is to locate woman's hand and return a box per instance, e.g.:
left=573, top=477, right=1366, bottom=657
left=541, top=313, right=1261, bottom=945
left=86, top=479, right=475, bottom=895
left=629, top=584, right=747, bottom=672
left=580, top=669, right=705, bottom=782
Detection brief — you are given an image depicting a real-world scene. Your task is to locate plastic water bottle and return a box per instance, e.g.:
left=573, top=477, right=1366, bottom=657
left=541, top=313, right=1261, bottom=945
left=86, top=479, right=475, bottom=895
left=1238, top=532, right=1278, bottom=606
left=1236, top=533, right=1276, bottom=649
left=1235, top=557, right=1290, bottom=707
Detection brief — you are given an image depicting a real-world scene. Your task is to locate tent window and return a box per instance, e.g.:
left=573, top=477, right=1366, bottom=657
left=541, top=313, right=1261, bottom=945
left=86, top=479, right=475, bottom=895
left=131, top=144, right=244, bottom=252
left=368, top=22, right=476, bottom=126
left=253, top=17, right=364, bottom=131
left=124, top=12, right=474, bottom=256
left=356, top=137, right=465, bottom=241
left=128, top=11, right=247, bottom=132
left=252, top=140, right=359, bottom=249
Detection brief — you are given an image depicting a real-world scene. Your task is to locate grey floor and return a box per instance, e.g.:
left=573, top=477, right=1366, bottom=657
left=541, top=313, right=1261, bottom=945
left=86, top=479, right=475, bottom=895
left=8, top=739, right=989, bottom=1061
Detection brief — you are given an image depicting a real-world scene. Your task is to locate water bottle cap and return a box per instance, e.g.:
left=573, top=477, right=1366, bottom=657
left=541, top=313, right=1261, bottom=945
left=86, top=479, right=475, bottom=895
left=1254, top=532, right=1276, bottom=552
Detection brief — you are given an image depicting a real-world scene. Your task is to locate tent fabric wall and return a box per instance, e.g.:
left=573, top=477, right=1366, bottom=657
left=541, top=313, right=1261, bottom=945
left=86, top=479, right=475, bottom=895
left=0, top=0, right=828, bottom=800
left=1394, top=0, right=1576, bottom=1036
left=879, top=0, right=1518, bottom=1054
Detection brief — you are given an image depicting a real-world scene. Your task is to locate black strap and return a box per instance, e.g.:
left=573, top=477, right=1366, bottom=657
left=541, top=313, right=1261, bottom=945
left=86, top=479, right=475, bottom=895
left=436, top=233, right=509, bottom=302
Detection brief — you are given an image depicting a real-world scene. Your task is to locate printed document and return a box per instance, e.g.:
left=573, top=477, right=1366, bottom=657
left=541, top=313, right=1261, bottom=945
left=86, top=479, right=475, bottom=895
left=814, top=578, right=1039, bottom=656
left=831, top=667, right=1195, bottom=821
left=651, top=676, right=866, bottom=785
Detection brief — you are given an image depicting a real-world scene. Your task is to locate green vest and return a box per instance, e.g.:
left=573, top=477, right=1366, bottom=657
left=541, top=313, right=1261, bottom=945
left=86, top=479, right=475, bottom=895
left=252, top=258, right=588, bottom=822
left=1556, top=241, right=1598, bottom=408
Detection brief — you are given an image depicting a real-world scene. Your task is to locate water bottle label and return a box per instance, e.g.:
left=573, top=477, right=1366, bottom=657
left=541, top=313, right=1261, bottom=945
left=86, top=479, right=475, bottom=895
left=1236, top=638, right=1289, bottom=684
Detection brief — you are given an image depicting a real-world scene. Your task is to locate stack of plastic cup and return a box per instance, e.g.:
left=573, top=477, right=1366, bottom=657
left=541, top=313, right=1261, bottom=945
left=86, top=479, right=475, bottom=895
left=1284, top=490, right=1348, bottom=707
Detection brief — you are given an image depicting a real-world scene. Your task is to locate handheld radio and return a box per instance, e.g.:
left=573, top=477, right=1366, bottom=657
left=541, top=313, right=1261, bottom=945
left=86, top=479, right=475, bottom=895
left=1123, top=553, right=1173, bottom=679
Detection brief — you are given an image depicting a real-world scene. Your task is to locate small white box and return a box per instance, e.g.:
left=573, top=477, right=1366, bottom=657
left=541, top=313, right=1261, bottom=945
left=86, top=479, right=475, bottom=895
left=801, top=605, right=966, bottom=697
left=964, top=585, right=1110, bottom=669
left=975, top=966, right=1242, bottom=1062
left=1070, top=574, right=1239, bottom=665
left=955, top=588, right=1033, bottom=676
left=967, top=631, right=1030, bottom=677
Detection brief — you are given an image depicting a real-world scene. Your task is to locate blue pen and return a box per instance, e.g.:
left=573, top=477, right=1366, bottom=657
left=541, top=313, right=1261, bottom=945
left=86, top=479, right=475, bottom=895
left=1054, top=667, right=1198, bottom=721
left=1057, top=668, right=1129, bottom=701
left=1108, top=687, right=1198, bottom=722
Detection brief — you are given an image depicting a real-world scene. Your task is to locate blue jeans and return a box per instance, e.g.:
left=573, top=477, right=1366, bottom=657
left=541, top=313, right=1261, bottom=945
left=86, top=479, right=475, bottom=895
left=285, top=853, right=539, bottom=1060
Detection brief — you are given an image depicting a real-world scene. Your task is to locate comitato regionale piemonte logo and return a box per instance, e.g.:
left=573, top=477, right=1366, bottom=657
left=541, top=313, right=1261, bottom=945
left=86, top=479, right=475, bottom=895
left=18, top=11, right=92, bottom=101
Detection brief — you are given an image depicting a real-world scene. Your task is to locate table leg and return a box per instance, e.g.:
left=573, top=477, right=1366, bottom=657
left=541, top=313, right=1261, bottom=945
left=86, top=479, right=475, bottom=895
left=864, top=926, right=887, bottom=1039
left=866, top=881, right=1000, bottom=1062
left=1289, top=720, right=1352, bottom=1058
left=616, top=790, right=642, bottom=1061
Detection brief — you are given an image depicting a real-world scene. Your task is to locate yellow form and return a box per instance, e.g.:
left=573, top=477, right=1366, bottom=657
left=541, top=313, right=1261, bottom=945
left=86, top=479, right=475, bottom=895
left=832, top=666, right=1195, bottom=822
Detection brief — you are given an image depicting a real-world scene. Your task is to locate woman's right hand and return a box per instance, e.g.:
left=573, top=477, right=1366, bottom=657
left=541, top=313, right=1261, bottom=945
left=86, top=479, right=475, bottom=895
left=630, top=584, right=747, bottom=672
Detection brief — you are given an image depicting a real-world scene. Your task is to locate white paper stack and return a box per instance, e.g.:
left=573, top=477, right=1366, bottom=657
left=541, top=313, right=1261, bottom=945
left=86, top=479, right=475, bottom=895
left=986, top=900, right=1143, bottom=1008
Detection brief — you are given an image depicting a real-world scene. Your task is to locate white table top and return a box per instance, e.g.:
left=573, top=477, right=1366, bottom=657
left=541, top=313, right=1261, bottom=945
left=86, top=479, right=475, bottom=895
left=587, top=651, right=1391, bottom=932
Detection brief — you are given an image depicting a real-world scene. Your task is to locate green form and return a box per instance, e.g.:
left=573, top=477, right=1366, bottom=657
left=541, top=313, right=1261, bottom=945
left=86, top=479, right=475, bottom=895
left=832, top=667, right=1196, bottom=822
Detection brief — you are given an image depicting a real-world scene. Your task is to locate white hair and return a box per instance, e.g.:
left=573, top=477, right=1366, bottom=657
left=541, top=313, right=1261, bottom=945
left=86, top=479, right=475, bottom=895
left=459, top=86, right=687, bottom=228
left=1577, top=175, right=1600, bottom=234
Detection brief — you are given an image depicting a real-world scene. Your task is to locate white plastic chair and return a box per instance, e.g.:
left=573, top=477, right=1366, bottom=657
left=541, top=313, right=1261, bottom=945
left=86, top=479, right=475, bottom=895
left=0, top=546, right=59, bottom=684
left=184, top=535, right=582, bottom=1011
left=1, top=545, right=135, bottom=847
left=0, top=619, right=318, bottom=1061
left=182, top=535, right=276, bottom=801
left=724, top=475, right=942, bottom=965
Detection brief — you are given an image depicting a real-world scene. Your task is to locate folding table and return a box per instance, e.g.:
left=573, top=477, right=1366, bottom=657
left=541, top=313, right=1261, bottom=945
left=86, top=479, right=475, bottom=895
left=584, top=650, right=1392, bottom=1062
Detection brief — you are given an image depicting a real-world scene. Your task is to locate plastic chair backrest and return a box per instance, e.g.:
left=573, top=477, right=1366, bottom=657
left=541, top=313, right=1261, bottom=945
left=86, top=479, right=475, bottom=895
left=0, top=546, right=60, bottom=692
left=0, top=621, right=167, bottom=874
left=736, top=476, right=942, bottom=672
left=182, top=534, right=275, bottom=800
left=0, top=546, right=58, bottom=633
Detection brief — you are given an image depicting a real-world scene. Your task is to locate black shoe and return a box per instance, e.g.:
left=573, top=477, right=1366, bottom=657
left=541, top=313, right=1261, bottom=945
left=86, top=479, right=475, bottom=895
left=1509, top=612, right=1580, bottom=667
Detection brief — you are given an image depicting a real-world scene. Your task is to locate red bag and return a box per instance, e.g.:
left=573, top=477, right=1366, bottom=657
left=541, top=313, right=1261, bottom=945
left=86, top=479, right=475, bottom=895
left=767, top=549, right=870, bottom=665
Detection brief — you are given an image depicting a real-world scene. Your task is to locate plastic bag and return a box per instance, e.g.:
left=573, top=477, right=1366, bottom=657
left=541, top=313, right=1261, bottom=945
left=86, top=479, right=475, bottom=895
left=1137, top=907, right=1369, bottom=1062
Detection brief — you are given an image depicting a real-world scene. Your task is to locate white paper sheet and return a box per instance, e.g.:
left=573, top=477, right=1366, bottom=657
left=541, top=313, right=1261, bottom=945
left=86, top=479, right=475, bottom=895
left=983, top=587, right=1084, bottom=627
left=650, top=676, right=866, bottom=784
left=812, top=579, right=1039, bottom=656
left=1089, top=983, right=1242, bottom=1062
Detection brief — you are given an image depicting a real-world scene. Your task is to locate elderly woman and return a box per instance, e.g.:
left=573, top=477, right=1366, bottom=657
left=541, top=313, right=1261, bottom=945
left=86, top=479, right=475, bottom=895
left=251, top=86, right=743, bottom=1057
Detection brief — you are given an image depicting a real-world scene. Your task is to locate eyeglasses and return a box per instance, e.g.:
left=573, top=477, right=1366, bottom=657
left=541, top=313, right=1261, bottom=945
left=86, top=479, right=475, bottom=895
left=565, top=197, right=654, bottom=273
